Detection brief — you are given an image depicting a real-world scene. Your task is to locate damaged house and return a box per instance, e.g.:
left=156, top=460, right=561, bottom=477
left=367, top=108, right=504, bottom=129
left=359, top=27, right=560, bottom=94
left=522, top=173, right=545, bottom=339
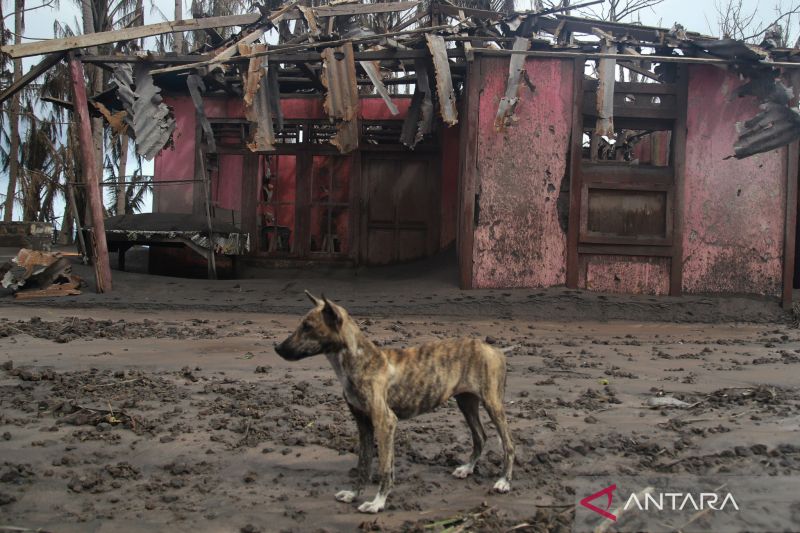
left=4, top=1, right=800, bottom=305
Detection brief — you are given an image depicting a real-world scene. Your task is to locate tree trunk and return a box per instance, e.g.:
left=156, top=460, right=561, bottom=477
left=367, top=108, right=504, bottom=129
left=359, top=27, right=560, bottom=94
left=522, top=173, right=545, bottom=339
left=3, top=0, right=23, bottom=222
left=80, top=0, right=105, bottom=222
left=117, top=134, right=128, bottom=214
left=173, top=0, right=184, bottom=53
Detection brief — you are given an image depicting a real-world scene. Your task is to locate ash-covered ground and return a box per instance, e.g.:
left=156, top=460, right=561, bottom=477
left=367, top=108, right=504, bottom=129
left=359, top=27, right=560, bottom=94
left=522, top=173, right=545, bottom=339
left=2, top=303, right=800, bottom=532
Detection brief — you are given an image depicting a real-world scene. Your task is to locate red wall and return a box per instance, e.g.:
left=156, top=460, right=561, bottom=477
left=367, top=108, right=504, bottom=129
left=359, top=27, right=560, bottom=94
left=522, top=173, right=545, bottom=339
left=682, top=66, right=787, bottom=297
left=155, top=94, right=459, bottom=255
left=471, top=57, right=574, bottom=288
left=153, top=97, right=196, bottom=213
left=467, top=58, right=788, bottom=296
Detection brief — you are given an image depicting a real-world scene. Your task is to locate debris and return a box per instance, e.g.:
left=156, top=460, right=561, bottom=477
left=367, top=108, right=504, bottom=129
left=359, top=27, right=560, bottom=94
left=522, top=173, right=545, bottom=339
left=495, top=36, right=531, bottom=130
left=1, top=249, right=82, bottom=297
left=595, top=33, right=616, bottom=138
left=646, top=396, right=691, bottom=408
left=359, top=57, right=398, bottom=116
left=321, top=42, right=360, bottom=153
left=111, top=64, right=176, bottom=160
left=55, top=403, right=143, bottom=432
left=400, top=59, right=434, bottom=148
left=425, top=34, right=458, bottom=126
left=186, top=74, right=217, bottom=153
left=241, top=43, right=276, bottom=152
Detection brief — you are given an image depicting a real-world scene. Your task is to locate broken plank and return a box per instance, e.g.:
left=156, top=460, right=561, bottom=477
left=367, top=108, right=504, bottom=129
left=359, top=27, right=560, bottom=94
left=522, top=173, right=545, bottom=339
left=298, top=5, right=320, bottom=38
left=595, top=37, right=616, bottom=137
left=495, top=36, right=530, bottom=130
left=425, top=34, right=458, bottom=126
left=359, top=59, right=399, bottom=115
left=15, top=286, right=82, bottom=299
left=311, top=1, right=418, bottom=18
left=187, top=74, right=217, bottom=153
left=0, top=53, right=64, bottom=105
left=1, top=14, right=260, bottom=59
left=154, top=0, right=299, bottom=76
left=241, top=43, right=276, bottom=151
left=203, top=0, right=299, bottom=73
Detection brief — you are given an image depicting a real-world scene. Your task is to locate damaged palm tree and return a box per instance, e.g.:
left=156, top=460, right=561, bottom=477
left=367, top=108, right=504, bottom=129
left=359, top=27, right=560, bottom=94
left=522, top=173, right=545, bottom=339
left=111, top=64, right=177, bottom=160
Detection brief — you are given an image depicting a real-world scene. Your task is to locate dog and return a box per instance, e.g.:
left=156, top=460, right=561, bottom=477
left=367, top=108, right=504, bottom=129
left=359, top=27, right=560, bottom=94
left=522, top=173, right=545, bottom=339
left=274, top=292, right=515, bottom=514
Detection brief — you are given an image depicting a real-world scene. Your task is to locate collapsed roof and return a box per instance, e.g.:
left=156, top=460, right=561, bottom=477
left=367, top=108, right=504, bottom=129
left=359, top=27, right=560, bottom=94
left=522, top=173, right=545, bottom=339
left=3, top=0, right=800, bottom=158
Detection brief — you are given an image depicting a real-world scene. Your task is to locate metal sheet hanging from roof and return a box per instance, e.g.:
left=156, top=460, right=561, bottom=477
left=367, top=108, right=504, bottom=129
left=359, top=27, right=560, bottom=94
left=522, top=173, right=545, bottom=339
left=112, top=63, right=176, bottom=160
left=321, top=42, right=359, bottom=121
left=240, top=43, right=276, bottom=152
left=425, top=33, right=458, bottom=126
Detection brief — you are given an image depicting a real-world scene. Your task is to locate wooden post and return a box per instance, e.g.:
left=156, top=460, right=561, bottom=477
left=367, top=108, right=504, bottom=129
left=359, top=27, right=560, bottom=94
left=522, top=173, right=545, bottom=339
left=196, top=146, right=217, bottom=279
left=783, top=140, right=799, bottom=309
left=66, top=181, right=89, bottom=264
left=68, top=53, right=113, bottom=292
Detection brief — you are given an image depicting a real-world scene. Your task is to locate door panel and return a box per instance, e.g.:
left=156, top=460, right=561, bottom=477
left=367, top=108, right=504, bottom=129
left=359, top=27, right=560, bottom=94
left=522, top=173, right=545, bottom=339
left=362, top=155, right=440, bottom=265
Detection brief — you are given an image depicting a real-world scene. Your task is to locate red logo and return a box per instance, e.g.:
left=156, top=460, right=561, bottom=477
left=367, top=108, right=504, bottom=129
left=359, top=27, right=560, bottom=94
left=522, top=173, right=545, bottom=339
left=580, top=484, right=617, bottom=521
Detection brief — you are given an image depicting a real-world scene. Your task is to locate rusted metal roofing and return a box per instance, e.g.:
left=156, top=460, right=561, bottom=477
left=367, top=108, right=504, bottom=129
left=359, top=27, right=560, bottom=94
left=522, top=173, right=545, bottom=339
left=690, top=39, right=769, bottom=62
left=425, top=34, right=458, bottom=127
left=321, top=42, right=359, bottom=122
left=321, top=42, right=359, bottom=153
left=111, top=64, right=176, bottom=160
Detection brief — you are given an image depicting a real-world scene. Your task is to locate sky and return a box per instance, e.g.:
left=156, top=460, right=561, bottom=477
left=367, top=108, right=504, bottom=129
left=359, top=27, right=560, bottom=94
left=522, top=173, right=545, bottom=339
left=0, top=0, right=792, bottom=224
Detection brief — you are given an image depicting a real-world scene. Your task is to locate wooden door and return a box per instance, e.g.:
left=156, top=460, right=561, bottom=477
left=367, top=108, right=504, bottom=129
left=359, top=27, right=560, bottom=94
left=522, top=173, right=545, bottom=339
left=361, top=153, right=441, bottom=265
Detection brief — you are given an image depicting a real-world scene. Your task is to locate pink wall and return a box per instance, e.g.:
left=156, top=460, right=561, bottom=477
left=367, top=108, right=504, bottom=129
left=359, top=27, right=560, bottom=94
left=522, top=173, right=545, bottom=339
left=471, top=57, right=574, bottom=288
left=579, top=255, right=670, bottom=295
left=153, top=97, right=196, bottom=213
left=683, top=65, right=787, bottom=296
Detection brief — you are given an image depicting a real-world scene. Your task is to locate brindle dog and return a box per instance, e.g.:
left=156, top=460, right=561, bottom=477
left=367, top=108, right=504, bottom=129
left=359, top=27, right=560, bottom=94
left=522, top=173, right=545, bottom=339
left=274, top=292, right=515, bottom=514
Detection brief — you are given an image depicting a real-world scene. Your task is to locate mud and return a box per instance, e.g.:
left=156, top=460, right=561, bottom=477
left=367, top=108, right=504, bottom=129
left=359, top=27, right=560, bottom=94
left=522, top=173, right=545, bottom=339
left=0, top=248, right=789, bottom=324
left=1, top=306, right=800, bottom=532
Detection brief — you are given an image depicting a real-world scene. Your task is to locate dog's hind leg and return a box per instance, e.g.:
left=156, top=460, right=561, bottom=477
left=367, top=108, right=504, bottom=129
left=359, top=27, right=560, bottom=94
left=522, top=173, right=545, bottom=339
left=336, top=404, right=374, bottom=504
left=358, top=406, right=396, bottom=514
left=483, top=397, right=515, bottom=493
left=452, top=393, right=486, bottom=479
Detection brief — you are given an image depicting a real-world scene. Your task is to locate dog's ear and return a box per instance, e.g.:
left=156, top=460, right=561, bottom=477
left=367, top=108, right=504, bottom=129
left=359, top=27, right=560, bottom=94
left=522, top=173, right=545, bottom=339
left=305, top=290, right=321, bottom=306
left=321, top=295, right=343, bottom=330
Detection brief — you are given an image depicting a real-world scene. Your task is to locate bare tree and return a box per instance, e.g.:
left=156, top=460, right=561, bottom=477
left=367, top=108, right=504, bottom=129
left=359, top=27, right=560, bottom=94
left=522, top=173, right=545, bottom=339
left=710, top=0, right=800, bottom=45
left=538, top=0, right=665, bottom=21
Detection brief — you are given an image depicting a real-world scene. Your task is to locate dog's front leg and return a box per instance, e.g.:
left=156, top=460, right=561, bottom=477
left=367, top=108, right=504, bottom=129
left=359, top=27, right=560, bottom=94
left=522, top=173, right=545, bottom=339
left=336, top=404, right=374, bottom=504
left=357, top=406, right=396, bottom=514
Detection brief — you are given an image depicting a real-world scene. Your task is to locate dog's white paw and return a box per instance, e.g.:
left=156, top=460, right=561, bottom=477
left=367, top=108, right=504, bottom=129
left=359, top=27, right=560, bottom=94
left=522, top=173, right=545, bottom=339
left=335, top=490, right=356, bottom=503
left=493, top=478, right=511, bottom=493
left=452, top=464, right=474, bottom=479
left=357, top=494, right=386, bottom=514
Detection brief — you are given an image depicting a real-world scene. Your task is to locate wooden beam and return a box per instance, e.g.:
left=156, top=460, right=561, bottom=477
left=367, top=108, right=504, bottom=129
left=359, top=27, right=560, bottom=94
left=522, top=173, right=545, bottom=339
left=2, top=14, right=261, bottom=58
left=783, top=140, right=799, bottom=308
left=566, top=57, right=585, bottom=289
left=68, top=54, right=112, bottom=293
left=0, top=53, right=64, bottom=106
left=670, top=63, right=688, bottom=297
left=151, top=24, right=454, bottom=75
left=595, top=37, right=616, bottom=137
left=470, top=47, right=800, bottom=68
